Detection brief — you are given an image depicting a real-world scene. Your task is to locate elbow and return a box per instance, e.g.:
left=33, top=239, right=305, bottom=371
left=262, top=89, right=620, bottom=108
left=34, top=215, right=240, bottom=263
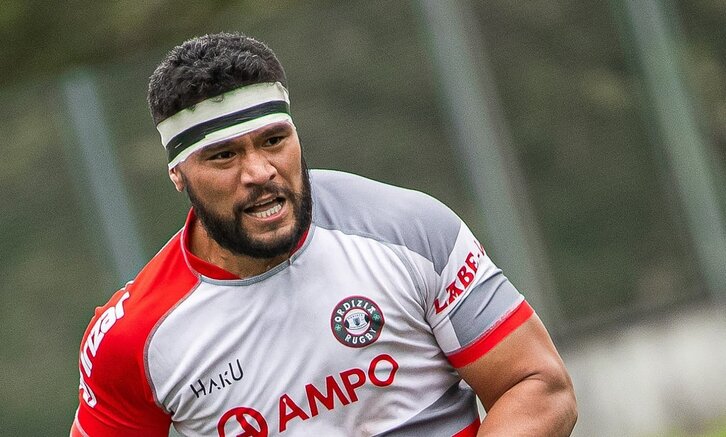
left=556, top=373, right=578, bottom=435
left=547, top=351, right=578, bottom=434
left=538, top=362, right=578, bottom=435
left=563, top=383, right=578, bottom=434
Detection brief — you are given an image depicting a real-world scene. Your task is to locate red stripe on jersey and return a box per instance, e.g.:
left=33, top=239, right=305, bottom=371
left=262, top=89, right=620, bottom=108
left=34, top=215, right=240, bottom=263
left=75, top=231, right=200, bottom=435
left=447, top=300, right=534, bottom=368
left=453, top=419, right=481, bottom=437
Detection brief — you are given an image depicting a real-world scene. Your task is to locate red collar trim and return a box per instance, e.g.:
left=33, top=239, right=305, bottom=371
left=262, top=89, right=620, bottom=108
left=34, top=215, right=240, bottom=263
left=290, top=227, right=309, bottom=256
left=181, top=208, right=309, bottom=280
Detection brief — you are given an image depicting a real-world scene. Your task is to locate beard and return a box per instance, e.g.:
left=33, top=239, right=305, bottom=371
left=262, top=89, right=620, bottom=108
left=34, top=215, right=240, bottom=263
left=186, top=161, right=312, bottom=259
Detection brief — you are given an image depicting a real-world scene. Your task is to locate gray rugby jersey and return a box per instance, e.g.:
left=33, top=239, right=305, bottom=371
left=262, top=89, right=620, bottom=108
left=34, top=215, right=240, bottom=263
left=73, top=170, right=532, bottom=437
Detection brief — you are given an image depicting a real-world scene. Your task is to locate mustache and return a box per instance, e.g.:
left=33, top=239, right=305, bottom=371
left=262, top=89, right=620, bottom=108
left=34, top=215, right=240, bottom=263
left=233, top=182, right=290, bottom=214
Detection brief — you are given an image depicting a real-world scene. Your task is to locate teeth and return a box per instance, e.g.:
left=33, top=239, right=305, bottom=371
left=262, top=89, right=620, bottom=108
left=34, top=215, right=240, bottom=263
left=249, top=202, right=282, bottom=218
left=253, top=199, right=275, bottom=207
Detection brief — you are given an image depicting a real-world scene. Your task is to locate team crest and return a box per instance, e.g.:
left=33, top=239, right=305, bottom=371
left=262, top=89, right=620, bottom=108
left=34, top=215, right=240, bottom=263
left=331, top=296, right=385, bottom=348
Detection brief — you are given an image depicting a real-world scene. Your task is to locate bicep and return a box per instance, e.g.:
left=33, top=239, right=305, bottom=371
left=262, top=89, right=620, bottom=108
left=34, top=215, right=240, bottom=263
left=455, top=313, right=571, bottom=411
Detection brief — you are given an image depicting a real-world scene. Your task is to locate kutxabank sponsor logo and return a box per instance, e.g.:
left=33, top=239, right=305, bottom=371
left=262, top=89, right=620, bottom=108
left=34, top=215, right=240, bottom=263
left=331, top=296, right=384, bottom=348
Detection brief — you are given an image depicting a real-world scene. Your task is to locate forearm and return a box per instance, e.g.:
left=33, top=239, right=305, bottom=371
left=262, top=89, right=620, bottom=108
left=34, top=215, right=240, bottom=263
left=476, top=375, right=577, bottom=436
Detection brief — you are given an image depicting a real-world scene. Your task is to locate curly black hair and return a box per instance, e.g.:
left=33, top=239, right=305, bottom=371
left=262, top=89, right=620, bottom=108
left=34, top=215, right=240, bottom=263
left=147, top=32, right=287, bottom=125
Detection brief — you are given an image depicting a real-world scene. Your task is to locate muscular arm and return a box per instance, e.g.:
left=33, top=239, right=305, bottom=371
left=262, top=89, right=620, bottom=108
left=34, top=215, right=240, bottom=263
left=457, top=314, right=577, bottom=436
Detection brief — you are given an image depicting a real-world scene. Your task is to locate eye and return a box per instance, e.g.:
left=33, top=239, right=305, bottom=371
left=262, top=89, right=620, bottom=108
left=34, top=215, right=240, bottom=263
left=208, top=150, right=235, bottom=160
left=263, top=136, right=285, bottom=147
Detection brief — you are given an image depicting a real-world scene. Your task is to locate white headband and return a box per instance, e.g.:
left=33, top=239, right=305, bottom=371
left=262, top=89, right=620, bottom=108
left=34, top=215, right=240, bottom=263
left=156, top=82, right=293, bottom=168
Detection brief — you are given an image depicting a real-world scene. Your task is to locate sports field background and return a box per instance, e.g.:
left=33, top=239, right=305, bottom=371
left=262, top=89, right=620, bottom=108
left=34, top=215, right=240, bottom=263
left=0, top=1, right=724, bottom=436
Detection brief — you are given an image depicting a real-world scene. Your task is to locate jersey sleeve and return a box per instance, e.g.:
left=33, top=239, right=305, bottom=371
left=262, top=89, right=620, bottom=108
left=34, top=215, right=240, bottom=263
left=309, top=169, right=534, bottom=368
left=423, top=219, right=534, bottom=368
left=72, top=287, right=171, bottom=437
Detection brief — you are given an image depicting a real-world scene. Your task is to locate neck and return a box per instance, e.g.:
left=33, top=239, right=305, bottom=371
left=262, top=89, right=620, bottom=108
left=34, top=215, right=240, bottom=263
left=189, top=217, right=289, bottom=279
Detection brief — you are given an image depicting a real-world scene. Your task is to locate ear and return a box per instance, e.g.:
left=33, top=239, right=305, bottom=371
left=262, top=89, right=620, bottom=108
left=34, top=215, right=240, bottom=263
left=169, top=167, right=185, bottom=192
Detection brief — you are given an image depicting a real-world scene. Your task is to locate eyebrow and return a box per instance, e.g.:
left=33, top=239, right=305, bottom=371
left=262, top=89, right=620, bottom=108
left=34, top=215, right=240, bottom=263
left=255, top=122, right=293, bottom=138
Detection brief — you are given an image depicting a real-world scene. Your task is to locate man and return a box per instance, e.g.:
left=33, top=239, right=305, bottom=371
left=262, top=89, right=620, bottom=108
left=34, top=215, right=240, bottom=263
left=71, top=32, right=576, bottom=436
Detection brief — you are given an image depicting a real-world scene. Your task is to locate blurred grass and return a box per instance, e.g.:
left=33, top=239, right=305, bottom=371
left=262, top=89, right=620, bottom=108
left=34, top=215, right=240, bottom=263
left=650, top=417, right=726, bottom=437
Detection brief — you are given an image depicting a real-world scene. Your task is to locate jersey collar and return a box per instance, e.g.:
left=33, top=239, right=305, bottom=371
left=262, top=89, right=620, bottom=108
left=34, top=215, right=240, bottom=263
left=181, top=208, right=309, bottom=280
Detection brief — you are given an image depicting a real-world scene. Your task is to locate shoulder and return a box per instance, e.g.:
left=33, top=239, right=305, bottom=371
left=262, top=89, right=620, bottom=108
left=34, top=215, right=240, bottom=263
left=81, top=231, right=198, bottom=366
left=310, top=170, right=462, bottom=273
left=77, top=231, right=199, bottom=410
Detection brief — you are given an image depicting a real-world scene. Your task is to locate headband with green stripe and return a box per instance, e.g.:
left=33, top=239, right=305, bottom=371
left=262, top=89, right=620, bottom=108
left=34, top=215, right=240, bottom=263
left=156, top=81, right=293, bottom=168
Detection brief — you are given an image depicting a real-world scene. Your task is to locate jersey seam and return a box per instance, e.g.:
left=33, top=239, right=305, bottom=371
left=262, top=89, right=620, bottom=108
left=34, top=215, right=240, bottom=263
left=315, top=224, right=431, bottom=305
left=447, top=270, right=502, bottom=323
left=447, top=297, right=528, bottom=365
left=73, top=409, right=91, bottom=437
left=370, top=381, right=468, bottom=437
left=143, top=277, right=203, bottom=414
left=383, top=241, right=427, bottom=308
left=313, top=222, right=465, bottom=322
left=311, top=219, right=458, bottom=277
left=425, top=226, right=473, bottom=332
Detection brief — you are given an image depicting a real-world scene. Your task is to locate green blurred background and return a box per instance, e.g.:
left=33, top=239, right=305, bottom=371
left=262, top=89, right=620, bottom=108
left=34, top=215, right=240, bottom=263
left=1, top=1, right=725, bottom=436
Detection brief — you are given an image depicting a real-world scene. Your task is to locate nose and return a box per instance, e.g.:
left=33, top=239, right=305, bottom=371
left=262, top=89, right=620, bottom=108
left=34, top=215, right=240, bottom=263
left=240, top=150, right=276, bottom=186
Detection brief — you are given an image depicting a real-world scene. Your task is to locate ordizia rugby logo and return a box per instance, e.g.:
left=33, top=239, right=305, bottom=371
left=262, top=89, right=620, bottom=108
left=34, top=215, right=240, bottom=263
left=331, top=296, right=384, bottom=348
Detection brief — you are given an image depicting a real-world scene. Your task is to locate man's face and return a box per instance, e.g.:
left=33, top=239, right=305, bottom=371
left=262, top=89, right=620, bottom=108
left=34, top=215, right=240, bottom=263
left=171, top=122, right=312, bottom=259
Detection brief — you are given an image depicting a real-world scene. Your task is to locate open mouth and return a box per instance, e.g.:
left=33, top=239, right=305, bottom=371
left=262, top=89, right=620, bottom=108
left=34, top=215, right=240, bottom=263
left=244, top=197, right=285, bottom=219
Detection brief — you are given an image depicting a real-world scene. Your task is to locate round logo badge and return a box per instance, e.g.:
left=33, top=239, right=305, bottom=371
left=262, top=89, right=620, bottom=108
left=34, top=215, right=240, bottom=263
left=331, top=296, right=385, bottom=348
